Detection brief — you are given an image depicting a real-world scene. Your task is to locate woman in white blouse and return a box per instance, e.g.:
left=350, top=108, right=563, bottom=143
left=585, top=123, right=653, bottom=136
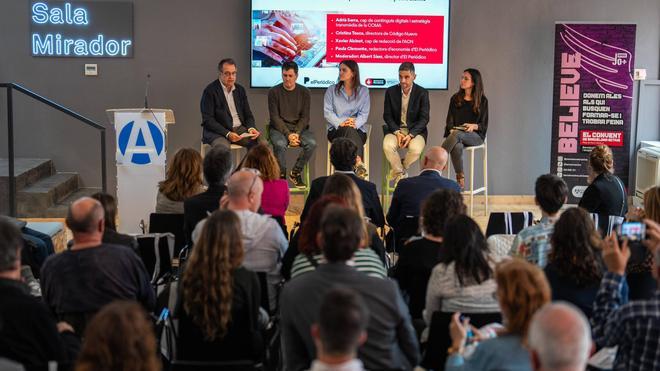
left=424, top=215, right=503, bottom=324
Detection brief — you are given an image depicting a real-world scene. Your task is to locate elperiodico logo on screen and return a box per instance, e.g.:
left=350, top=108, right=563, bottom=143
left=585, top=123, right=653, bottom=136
left=303, top=77, right=335, bottom=86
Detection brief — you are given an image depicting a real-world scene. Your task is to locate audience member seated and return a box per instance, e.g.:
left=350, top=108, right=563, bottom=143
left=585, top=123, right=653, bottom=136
left=176, top=210, right=263, bottom=362
left=545, top=207, right=604, bottom=318
left=591, top=221, right=660, bottom=370
left=290, top=195, right=386, bottom=279
left=183, top=145, right=232, bottom=247
left=424, top=215, right=502, bottom=324
left=510, top=174, right=568, bottom=267
left=156, top=148, right=204, bottom=214
left=393, top=188, right=466, bottom=321
left=41, top=197, right=155, bottom=334
left=625, top=185, right=659, bottom=299
left=446, top=259, right=551, bottom=370
left=386, top=146, right=460, bottom=228
left=193, top=169, right=287, bottom=310
left=91, top=192, right=138, bottom=252
left=0, top=217, right=79, bottom=369
left=321, top=173, right=387, bottom=265
left=242, top=143, right=290, bottom=230
left=578, top=145, right=627, bottom=218
left=528, top=302, right=592, bottom=371
left=280, top=206, right=419, bottom=371
left=310, top=287, right=369, bottom=371
left=301, top=138, right=384, bottom=228
left=74, top=301, right=159, bottom=371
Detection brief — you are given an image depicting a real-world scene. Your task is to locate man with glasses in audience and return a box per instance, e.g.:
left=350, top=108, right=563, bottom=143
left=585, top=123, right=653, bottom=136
left=268, top=61, right=316, bottom=186
left=201, top=58, right=261, bottom=150
left=192, top=169, right=288, bottom=310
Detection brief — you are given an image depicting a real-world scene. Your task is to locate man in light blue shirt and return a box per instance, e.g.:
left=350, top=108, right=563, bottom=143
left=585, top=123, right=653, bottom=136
left=510, top=174, right=568, bottom=267
left=323, top=60, right=370, bottom=177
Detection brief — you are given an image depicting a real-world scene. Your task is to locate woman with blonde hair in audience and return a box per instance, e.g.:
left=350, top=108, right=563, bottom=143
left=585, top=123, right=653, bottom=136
left=625, top=185, right=660, bottom=299
left=175, top=209, right=263, bottom=361
left=322, top=173, right=387, bottom=265
left=289, top=195, right=387, bottom=279
left=75, top=301, right=159, bottom=371
left=156, top=148, right=204, bottom=213
left=446, top=259, right=551, bottom=370
left=241, top=143, right=290, bottom=230
left=579, top=144, right=627, bottom=217
left=545, top=207, right=604, bottom=317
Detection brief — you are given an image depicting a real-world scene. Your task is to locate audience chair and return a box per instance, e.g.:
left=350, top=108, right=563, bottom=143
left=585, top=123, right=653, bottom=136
left=170, top=360, right=257, bottom=371
left=485, top=211, right=534, bottom=237
left=149, top=213, right=185, bottom=256
left=326, top=124, right=371, bottom=179
left=264, top=124, right=311, bottom=199
left=136, top=232, right=174, bottom=283
left=446, top=139, right=488, bottom=216
left=385, top=215, right=420, bottom=254
left=421, top=311, right=502, bottom=370
left=589, top=213, right=624, bottom=237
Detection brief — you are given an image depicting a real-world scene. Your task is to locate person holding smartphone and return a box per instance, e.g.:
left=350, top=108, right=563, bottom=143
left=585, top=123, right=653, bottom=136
left=441, top=68, right=489, bottom=189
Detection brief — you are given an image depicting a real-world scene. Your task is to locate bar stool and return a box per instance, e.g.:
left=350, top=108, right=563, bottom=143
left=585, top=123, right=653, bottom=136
left=381, top=144, right=424, bottom=212
left=326, top=124, right=371, bottom=179
left=264, top=125, right=311, bottom=199
left=446, top=139, right=488, bottom=216
left=200, top=142, right=245, bottom=169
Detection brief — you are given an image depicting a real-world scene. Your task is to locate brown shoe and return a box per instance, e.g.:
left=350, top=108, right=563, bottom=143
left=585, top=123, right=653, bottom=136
left=456, top=172, right=465, bottom=190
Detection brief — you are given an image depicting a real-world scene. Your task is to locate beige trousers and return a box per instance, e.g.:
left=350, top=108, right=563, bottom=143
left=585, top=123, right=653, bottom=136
left=383, top=134, right=425, bottom=174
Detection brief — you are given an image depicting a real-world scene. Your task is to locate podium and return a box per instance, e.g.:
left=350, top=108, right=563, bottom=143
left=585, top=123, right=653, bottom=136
left=106, top=109, right=175, bottom=234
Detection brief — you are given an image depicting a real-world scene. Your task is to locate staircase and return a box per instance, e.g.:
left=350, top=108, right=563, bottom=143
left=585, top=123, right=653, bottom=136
left=0, top=158, right=101, bottom=217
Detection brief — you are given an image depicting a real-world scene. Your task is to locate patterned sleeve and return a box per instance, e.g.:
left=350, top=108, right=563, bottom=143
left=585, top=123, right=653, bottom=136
left=591, top=272, right=626, bottom=348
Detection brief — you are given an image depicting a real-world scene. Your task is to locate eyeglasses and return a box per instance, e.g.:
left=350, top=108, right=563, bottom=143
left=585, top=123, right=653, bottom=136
left=242, top=168, right=261, bottom=195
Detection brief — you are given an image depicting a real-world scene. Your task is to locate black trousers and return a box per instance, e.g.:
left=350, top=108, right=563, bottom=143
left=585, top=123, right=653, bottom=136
left=327, top=127, right=367, bottom=159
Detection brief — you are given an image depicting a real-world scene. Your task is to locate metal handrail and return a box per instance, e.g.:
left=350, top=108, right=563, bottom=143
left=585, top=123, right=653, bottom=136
left=1, top=82, right=107, bottom=216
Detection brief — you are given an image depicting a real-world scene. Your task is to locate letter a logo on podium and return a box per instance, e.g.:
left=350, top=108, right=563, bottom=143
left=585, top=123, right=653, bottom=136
left=116, top=119, right=165, bottom=165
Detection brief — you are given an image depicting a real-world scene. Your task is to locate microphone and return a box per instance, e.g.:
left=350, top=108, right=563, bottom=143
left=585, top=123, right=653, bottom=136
left=144, top=74, right=151, bottom=109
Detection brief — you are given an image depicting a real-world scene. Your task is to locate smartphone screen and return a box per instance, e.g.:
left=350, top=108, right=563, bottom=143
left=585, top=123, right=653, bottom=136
left=616, top=222, right=646, bottom=241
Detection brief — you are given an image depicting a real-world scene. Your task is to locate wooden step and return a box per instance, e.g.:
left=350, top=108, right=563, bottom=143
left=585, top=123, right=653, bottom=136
left=17, top=173, right=80, bottom=217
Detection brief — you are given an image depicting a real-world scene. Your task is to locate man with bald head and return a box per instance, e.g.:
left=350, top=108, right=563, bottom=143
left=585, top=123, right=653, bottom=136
left=192, top=170, right=288, bottom=310
left=40, top=197, right=154, bottom=334
left=386, top=146, right=460, bottom=230
left=528, top=302, right=592, bottom=371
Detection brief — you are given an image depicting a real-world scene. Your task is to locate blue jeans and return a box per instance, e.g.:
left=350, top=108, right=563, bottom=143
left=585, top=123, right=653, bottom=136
left=270, top=128, right=317, bottom=174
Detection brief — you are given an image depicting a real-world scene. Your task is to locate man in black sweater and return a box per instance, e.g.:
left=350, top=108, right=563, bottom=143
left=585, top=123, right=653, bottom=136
left=268, top=61, right=317, bottom=187
left=0, top=217, right=79, bottom=369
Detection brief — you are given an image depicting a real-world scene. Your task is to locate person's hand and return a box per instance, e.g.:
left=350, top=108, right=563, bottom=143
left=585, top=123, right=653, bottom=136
left=248, top=128, right=261, bottom=139
left=626, top=207, right=645, bottom=221
left=464, top=123, right=479, bottom=132
left=227, top=132, right=241, bottom=143
left=602, top=232, right=630, bottom=276
left=253, top=23, right=298, bottom=63
left=340, top=118, right=355, bottom=128
left=400, top=135, right=412, bottom=148
left=449, top=312, right=469, bottom=352
left=288, top=133, right=300, bottom=147
left=57, top=321, right=74, bottom=334
left=395, top=131, right=406, bottom=147
left=643, top=218, right=660, bottom=254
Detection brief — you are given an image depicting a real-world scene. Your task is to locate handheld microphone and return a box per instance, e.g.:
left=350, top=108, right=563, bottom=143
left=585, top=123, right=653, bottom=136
left=144, top=74, right=151, bottom=109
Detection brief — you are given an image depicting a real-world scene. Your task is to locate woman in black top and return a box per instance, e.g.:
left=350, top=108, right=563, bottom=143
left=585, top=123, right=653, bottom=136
left=91, top=192, right=138, bottom=252
left=578, top=145, right=628, bottom=218
left=175, top=209, right=263, bottom=362
left=441, top=68, right=489, bottom=189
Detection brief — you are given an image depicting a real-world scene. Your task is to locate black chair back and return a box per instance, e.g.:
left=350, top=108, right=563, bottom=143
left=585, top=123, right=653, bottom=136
left=485, top=211, right=534, bottom=237
left=256, top=271, right=272, bottom=314
left=137, top=233, right=174, bottom=283
left=149, top=213, right=185, bottom=255
left=386, top=216, right=420, bottom=253
left=589, top=213, right=624, bottom=237
left=170, top=360, right=256, bottom=371
left=421, top=311, right=502, bottom=370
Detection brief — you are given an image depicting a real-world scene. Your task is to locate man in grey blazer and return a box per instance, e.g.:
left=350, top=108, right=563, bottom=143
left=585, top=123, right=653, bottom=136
left=280, top=206, right=420, bottom=371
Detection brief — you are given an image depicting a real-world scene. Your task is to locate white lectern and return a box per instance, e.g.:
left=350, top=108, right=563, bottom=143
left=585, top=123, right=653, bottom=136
left=106, top=109, right=175, bottom=234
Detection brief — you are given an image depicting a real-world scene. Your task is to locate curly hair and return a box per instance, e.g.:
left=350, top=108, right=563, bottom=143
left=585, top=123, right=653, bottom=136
left=421, top=189, right=466, bottom=237
left=298, top=195, right=348, bottom=255
left=329, top=138, right=358, bottom=171
left=242, top=143, right=281, bottom=181
left=549, top=207, right=603, bottom=287
left=182, top=210, right=244, bottom=340
left=440, top=214, right=492, bottom=286
left=158, top=148, right=203, bottom=201
left=75, top=301, right=159, bottom=371
left=589, top=145, right=614, bottom=174
left=495, top=259, right=551, bottom=338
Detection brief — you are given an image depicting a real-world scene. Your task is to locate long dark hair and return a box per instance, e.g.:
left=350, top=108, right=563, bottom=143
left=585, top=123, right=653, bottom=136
left=440, top=215, right=493, bottom=286
left=453, top=68, right=485, bottom=114
left=91, top=192, right=118, bottom=231
left=335, top=60, right=361, bottom=96
left=549, top=207, right=603, bottom=287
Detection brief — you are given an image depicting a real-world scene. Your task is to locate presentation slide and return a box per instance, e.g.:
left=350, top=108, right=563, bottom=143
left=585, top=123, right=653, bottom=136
left=250, top=0, right=450, bottom=89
